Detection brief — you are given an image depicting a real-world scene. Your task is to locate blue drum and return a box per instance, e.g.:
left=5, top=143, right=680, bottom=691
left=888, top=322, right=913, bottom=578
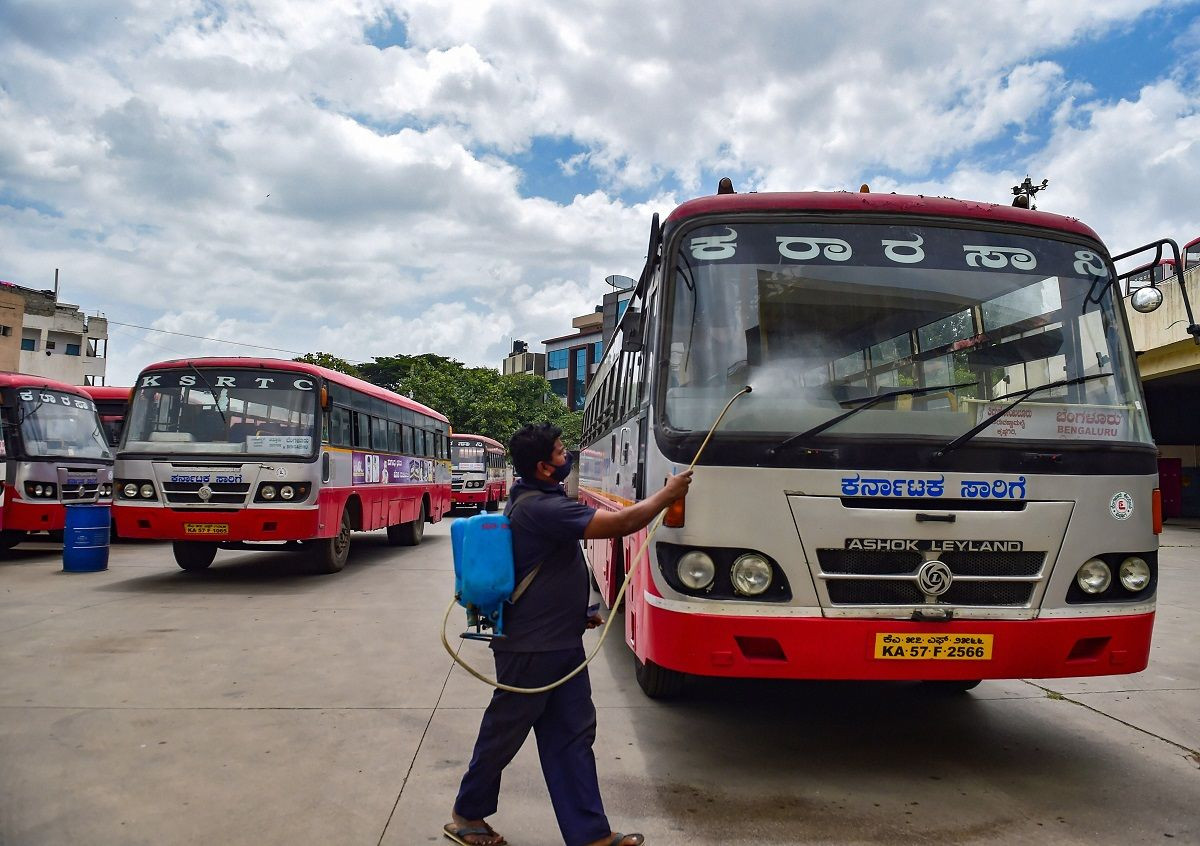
left=62, top=504, right=111, bottom=573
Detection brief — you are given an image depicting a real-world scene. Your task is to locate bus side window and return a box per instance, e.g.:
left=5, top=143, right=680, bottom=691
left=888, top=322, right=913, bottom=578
left=354, top=412, right=369, bottom=448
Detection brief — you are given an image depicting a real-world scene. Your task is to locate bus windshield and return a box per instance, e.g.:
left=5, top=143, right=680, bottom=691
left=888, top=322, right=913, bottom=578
left=663, top=221, right=1152, bottom=447
left=124, top=369, right=319, bottom=456
left=17, top=394, right=111, bottom=460
left=452, top=441, right=485, bottom=469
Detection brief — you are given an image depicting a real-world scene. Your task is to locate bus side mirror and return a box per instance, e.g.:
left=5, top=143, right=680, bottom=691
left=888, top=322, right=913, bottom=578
left=621, top=312, right=644, bottom=353
left=1130, top=286, right=1164, bottom=313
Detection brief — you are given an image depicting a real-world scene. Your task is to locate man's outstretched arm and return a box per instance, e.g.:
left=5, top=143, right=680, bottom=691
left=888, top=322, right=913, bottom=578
left=582, top=471, right=693, bottom=540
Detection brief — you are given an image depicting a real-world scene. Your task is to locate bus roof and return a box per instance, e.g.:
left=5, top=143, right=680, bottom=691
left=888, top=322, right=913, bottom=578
left=664, top=191, right=1103, bottom=243
left=139, top=357, right=449, bottom=424
left=451, top=433, right=505, bottom=451
left=80, top=385, right=131, bottom=401
left=0, top=372, right=94, bottom=398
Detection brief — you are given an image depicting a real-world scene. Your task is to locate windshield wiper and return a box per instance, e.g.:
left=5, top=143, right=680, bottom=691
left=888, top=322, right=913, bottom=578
left=769, top=381, right=979, bottom=455
left=14, top=396, right=45, bottom=428
left=934, top=372, right=1114, bottom=458
left=187, top=363, right=228, bottom=427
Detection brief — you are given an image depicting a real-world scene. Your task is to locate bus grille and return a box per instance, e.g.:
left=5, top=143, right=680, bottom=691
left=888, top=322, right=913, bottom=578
left=162, top=482, right=251, bottom=505
left=817, top=549, right=1044, bottom=607
left=60, top=483, right=101, bottom=503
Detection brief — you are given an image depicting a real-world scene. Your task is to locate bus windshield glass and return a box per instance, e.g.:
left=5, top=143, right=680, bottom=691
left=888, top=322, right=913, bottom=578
left=452, top=441, right=485, bottom=470
left=124, top=369, right=319, bottom=456
left=17, top=394, right=111, bottom=460
left=663, top=221, right=1152, bottom=447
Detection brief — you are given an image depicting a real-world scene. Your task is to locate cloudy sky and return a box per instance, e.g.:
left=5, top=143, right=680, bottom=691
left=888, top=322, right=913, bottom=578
left=1, top=0, right=1198, bottom=385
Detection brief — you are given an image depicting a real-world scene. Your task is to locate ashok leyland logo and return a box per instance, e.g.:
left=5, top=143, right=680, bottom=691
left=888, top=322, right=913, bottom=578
left=917, top=560, right=953, bottom=596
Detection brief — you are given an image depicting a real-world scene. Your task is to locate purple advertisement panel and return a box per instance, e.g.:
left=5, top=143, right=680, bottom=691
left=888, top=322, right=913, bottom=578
left=351, top=452, right=435, bottom=485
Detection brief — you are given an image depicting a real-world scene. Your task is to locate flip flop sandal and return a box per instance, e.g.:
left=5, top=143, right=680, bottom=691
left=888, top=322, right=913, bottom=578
left=443, top=822, right=505, bottom=846
left=609, top=835, right=645, bottom=846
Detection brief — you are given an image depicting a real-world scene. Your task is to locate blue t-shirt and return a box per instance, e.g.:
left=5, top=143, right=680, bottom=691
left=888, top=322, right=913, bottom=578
left=493, top=478, right=597, bottom=652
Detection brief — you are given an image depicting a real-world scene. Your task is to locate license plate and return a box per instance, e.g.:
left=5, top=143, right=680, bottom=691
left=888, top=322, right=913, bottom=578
left=874, top=633, right=993, bottom=660
left=184, top=523, right=229, bottom=536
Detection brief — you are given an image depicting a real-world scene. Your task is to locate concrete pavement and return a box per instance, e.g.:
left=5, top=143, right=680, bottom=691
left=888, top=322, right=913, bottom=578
left=1, top=522, right=1197, bottom=845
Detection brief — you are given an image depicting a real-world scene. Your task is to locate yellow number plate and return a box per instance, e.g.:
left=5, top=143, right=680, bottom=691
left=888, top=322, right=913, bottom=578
left=183, top=523, right=230, bottom=536
left=874, top=633, right=993, bottom=660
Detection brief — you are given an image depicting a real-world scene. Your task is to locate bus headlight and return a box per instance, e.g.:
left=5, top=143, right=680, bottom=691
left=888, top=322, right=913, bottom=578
left=261, top=485, right=277, bottom=500
left=280, top=485, right=294, bottom=501
left=677, top=551, right=715, bottom=590
left=1076, top=559, right=1111, bottom=594
left=122, top=482, right=139, bottom=499
left=731, top=554, right=773, bottom=596
left=139, top=483, right=155, bottom=499
left=1119, top=556, right=1151, bottom=592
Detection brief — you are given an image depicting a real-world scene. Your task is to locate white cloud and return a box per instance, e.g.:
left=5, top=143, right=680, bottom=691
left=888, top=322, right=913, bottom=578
left=0, top=0, right=1197, bottom=389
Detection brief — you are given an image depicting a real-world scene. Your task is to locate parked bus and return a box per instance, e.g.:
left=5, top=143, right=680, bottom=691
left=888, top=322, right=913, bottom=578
left=114, top=358, right=452, bottom=573
left=0, top=373, right=113, bottom=551
left=1183, top=235, right=1200, bottom=271
left=1123, top=257, right=1177, bottom=292
left=82, top=385, right=131, bottom=448
left=580, top=186, right=1161, bottom=698
left=450, top=433, right=507, bottom=511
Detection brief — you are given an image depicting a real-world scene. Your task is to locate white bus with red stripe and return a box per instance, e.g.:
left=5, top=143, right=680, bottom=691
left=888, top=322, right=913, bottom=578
left=114, top=357, right=451, bottom=573
left=580, top=188, right=1163, bottom=698
left=450, top=433, right=507, bottom=511
left=0, top=373, right=114, bottom=552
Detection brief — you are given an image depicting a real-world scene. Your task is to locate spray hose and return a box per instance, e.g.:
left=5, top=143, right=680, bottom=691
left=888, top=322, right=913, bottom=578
left=439, top=386, right=752, bottom=694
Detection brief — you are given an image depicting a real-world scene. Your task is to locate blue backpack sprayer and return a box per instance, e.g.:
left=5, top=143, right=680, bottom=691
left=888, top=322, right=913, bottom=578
left=442, top=386, right=751, bottom=694
left=449, top=490, right=542, bottom=641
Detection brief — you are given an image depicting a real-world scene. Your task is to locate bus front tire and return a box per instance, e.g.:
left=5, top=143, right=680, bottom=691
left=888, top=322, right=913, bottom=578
left=312, top=510, right=352, bottom=573
left=0, top=530, right=26, bottom=552
left=173, top=542, right=217, bottom=571
left=390, top=502, right=425, bottom=546
left=634, top=655, right=686, bottom=699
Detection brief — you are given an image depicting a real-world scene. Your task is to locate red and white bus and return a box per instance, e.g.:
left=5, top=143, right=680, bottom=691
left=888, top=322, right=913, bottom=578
left=581, top=185, right=1163, bottom=697
left=1183, top=235, right=1200, bottom=271
left=113, top=357, right=452, bottom=573
left=1123, top=257, right=1177, bottom=292
left=0, top=373, right=114, bottom=551
left=82, top=385, right=131, bottom=448
left=450, top=433, right=507, bottom=510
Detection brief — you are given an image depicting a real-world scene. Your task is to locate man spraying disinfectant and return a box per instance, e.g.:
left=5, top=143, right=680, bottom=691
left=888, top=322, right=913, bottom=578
left=445, top=422, right=691, bottom=846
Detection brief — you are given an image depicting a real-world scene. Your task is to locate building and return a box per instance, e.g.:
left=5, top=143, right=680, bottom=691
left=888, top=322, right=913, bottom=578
left=544, top=309, right=604, bottom=411
left=501, top=340, right=546, bottom=378
left=0, top=279, right=109, bottom=385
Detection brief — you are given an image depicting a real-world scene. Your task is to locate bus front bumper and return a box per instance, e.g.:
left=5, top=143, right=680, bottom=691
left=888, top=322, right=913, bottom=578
left=634, top=600, right=1154, bottom=680
left=3, top=499, right=71, bottom=532
left=113, top=505, right=322, bottom=542
left=453, top=491, right=489, bottom=504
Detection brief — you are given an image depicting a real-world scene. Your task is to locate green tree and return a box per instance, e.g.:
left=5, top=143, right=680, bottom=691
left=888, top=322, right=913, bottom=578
left=300, top=351, right=586, bottom=449
left=294, top=352, right=361, bottom=378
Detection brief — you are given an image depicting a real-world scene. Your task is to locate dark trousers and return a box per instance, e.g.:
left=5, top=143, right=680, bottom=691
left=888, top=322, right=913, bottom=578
left=454, top=646, right=610, bottom=846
